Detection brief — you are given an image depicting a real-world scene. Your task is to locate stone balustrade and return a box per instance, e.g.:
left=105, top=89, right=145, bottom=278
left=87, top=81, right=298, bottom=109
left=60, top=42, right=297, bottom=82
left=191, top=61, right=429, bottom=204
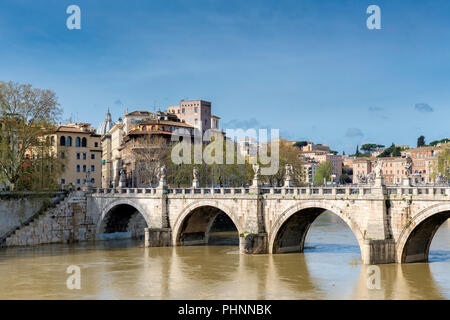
left=90, top=184, right=450, bottom=200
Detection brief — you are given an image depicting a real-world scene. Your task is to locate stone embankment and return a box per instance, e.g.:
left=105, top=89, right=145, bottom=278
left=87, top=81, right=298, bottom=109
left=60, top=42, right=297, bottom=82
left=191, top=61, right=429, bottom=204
left=1, top=191, right=95, bottom=247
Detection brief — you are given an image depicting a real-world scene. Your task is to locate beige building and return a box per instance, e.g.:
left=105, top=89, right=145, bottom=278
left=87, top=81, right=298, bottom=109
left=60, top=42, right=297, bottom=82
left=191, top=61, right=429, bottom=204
left=402, top=145, right=447, bottom=183
left=301, top=141, right=330, bottom=153
left=303, top=162, right=318, bottom=184
left=352, top=156, right=410, bottom=185
left=50, top=123, right=102, bottom=189
left=168, top=100, right=222, bottom=138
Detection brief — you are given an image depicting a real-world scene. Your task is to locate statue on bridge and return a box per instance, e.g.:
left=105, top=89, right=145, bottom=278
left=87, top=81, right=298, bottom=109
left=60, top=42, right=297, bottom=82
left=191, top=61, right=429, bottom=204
left=252, top=163, right=260, bottom=180
left=358, top=172, right=367, bottom=184
left=374, top=160, right=383, bottom=178
left=251, top=163, right=261, bottom=188
left=403, top=157, right=413, bottom=177
left=192, top=167, right=199, bottom=188
left=436, top=173, right=446, bottom=184
left=158, top=165, right=167, bottom=188
left=367, top=171, right=375, bottom=185
left=284, top=164, right=293, bottom=187
left=119, top=169, right=126, bottom=188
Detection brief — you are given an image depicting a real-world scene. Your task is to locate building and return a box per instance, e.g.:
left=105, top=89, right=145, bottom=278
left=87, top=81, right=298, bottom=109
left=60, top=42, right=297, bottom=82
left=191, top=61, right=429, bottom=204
left=402, top=146, right=442, bottom=183
left=301, top=142, right=330, bottom=153
left=310, top=154, right=343, bottom=181
left=353, top=156, right=411, bottom=185
left=303, top=162, right=318, bottom=184
left=120, top=115, right=195, bottom=187
left=167, top=100, right=213, bottom=137
left=50, top=123, right=102, bottom=188
left=352, top=158, right=372, bottom=184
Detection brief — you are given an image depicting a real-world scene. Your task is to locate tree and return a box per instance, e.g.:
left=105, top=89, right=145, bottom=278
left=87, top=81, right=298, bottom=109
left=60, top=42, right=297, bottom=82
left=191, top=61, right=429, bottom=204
left=429, top=138, right=450, bottom=146
left=129, top=135, right=170, bottom=187
left=0, top=81, right=62, bottom=190
left=166, top=137, right=254, bottom=188
left=293, top=141, right=308, bottom=149
left=339, top=173, right=352, bottom=184
left=417, top=135, right=426, bottom=147
left=355, top=145, right=361, bottom=156
left=314, top=161, right=333, bottom=186
left=17, top=135, right=67, bottom=191
left=263, top=139, right=304, bottom=186
left=165, top=137, right=304, bottom=187
left=431, top=147, right=450, bottom=183
left=361, top=143, right=385, bottom=153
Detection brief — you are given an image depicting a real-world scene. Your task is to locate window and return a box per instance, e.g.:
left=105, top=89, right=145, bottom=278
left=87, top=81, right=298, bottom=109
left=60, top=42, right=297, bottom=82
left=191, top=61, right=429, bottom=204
left=83, top=165, right=87, bottom=172
left=76, top=179, right=80, bottom=184
left=83, top=153, right=87, bottom=160
left=60, top=136, right=66, bottom=146
left=82, top=137, right=87, bottom=147
left=60, top=152, right=65, bottom=159
left=61, top=179, right=65, bottom=184
left=51, top=136, right=55, bottom=146
left=66, top=136, right=72, bottom=146
left=76, top=137, right=81, bottom=147
left=76, top=153, right=80, bottom=160
left=194, top=107, right=198, bottom=113
left=91, top=178, right=95, bottom=184
left=91, top=165, right=95, bottom=172
left=62, top=164, right=65, bottom=172
left=91, top=154, right=95, bottom=160
left=94, top=142, right=98, bottom=148
left=194, top=119, right=198, bottom=125
left=76, top=165, right=80, bottom=172
left=182, top=108, right=185, bottom=113
left=83, top=179, right=86, bottom=184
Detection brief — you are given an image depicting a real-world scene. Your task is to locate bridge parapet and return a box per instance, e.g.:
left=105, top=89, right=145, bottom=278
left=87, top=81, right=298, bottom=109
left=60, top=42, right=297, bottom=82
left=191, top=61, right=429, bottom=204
left=90, top=185, right=450, bottom=200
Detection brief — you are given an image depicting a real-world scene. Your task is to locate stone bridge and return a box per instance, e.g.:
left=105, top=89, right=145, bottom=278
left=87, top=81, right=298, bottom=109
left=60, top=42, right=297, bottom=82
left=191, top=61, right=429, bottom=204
left=88, top=183, right=450, bottom=264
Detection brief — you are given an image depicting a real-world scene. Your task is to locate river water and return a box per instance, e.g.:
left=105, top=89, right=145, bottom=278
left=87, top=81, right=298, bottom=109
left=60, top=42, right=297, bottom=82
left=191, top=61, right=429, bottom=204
left=0, top=212, right=448, bottom=300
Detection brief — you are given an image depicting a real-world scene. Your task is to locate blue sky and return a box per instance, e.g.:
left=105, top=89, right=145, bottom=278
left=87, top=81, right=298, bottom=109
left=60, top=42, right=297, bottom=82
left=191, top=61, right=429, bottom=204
left=1, top=0, right=449, bottom=154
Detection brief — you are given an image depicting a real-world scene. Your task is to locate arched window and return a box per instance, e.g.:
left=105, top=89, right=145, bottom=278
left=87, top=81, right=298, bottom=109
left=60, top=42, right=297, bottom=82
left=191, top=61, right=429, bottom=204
left=76, top=137, right=81, bottom=147
left=60, top=136, right=66, bottom=146
left=82, top=137, right=87, bottom=147
left=66, top=136, right=72, bottom=146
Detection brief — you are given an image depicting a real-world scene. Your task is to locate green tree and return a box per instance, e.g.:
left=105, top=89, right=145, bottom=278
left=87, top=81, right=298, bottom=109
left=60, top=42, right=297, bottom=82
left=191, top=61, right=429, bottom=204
left=293, top=141, right=308, bottom=149
left=360, top=143, right=385, bottom=153
left=0, top=81, right=62, bottom=190
left=314, top=161, right=333, bottom=186
left=417, top=135, right=426, bottom=147
left=339, top=173, right=352, bottom=184
left=263, top=139, right=304, bottom=186
left=355, top=145, right=361, bottom=157
left=431, top=147, right=450, bottom=183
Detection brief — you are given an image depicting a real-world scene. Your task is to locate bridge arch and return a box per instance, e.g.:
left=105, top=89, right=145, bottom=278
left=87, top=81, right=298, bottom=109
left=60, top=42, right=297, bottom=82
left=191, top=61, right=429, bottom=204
left=172, top=200, right=243, bottom=246
left=269, top=201, right=364, bottom=255
left=396, top=204, right=450, bottom=263
left=96, top=199, right=149, bottom=240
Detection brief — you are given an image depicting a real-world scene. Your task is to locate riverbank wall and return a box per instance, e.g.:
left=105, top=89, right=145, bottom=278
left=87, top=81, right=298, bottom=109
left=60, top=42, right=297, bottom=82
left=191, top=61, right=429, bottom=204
left=1, top=191, right=97, bottom=247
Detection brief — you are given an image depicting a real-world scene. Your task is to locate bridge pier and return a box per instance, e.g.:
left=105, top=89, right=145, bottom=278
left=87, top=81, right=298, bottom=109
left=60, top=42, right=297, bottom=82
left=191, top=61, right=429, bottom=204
left=144, top=228, right=172, bottom=247
left=239, top=233, right=268, bottom=254
left=361, top=239, right=396, bottom=264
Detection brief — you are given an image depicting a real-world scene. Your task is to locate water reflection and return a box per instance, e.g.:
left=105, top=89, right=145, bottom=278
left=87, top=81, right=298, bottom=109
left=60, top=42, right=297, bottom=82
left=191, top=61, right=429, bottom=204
left=0, top=215, right=447, bottom=299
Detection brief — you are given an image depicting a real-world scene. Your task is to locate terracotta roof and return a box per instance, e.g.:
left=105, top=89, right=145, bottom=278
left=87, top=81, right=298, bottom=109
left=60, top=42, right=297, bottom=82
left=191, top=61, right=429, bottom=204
left=55, top=126, right=94, bottom=134
left=406, top=146, right=443, bottom=152
left=127, top=129, right=174, bottom=136
left=125, top=111, right=153, bottom=116
left=139, top=119, right=194, bottom=128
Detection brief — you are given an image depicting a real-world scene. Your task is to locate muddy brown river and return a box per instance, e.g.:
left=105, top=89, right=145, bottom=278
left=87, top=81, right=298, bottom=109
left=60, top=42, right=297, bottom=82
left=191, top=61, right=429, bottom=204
left=0, top=212, right=448, bottom=299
